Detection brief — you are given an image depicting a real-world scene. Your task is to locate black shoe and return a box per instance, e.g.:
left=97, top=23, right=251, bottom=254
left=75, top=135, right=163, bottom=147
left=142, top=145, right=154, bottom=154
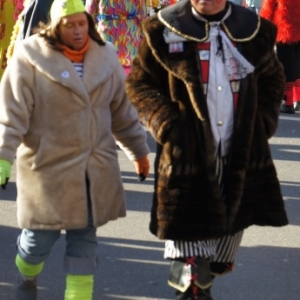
left=15, top=274, right=37, bottom=300
left=280, top=104, right=295, bottom=114
left=175, top=286, right=213, bottom=300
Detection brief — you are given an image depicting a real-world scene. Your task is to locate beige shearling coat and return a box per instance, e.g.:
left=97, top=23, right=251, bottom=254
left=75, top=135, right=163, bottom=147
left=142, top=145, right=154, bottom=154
left=0, top=35, right=149, bottom=230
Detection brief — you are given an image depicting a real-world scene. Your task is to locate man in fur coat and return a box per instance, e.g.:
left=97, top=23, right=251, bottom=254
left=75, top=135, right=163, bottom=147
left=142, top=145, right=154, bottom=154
left=126, top=0, right=288, bottom=299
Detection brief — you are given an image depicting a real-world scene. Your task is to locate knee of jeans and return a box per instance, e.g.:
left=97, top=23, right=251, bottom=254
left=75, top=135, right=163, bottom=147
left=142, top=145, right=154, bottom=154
left=65, top=227, right=97, bottom=257
left=64, top=255, right=98, bottom=275
left=17, top=229, right=61, bottom=258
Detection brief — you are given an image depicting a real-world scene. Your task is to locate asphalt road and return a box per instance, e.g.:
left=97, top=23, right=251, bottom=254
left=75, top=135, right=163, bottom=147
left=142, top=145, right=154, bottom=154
left=0, top=112, right=299, bottom=300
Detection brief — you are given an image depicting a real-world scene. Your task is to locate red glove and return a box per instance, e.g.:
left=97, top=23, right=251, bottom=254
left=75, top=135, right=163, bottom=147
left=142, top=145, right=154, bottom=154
left=133, top=156, right=150, bottom=182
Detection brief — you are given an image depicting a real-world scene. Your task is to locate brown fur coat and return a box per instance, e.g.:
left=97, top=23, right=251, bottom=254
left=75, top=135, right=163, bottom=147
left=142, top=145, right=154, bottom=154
left=126, top=0, right=288, bottom=240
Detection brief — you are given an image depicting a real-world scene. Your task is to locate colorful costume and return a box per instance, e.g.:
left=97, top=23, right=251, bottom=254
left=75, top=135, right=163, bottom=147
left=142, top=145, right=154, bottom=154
left=7, top=0, right=54, bottom=62
left=260, top=0, right=300, bottom=113
left=0, top=0, right=18, bottom=80
left=146, top=0, right=180, bottom=15
left=85, top=0, right=147, bottom=73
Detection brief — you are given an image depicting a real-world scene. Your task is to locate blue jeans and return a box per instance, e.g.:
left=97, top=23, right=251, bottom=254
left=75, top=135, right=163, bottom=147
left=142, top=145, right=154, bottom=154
left=17, top=220, right=97, bottom=274
left=17, top=183, right=98, bottom=275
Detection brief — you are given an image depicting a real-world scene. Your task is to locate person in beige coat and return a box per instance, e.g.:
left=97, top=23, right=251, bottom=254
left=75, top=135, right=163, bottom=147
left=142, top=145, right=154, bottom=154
left=0, top=0, right=150, bottom=299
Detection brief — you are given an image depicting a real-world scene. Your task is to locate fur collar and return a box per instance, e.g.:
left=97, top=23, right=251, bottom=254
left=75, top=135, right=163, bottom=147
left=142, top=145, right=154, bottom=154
left=158, top=0, right=260, bottom=42
left=17, top=35, right=119, bottom=100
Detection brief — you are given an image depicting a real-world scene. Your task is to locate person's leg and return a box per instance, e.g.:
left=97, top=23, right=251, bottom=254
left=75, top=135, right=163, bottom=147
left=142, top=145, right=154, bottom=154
left=15, top=228, right=61, bottom=300
left=64, top=223, right=97, bottom=300
left=165, top=240, right=216, bottom=300
left=64, top=176, right=97, bottom=300
left=292, top=42, right=300, bottom=111
left=165, top=154, right=236, bottom=299
left=169, top=257, right=214, bottom=300
left=210, top=230, right=244, bottom=276
left=165, top=231, right=243, bottom=300
left=277, top=43, right=296, bottom=113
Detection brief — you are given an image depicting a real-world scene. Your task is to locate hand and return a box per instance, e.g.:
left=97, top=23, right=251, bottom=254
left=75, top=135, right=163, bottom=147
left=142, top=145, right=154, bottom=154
left=133, top=156, right=150, bottom=182
left=0, top=159, right=11, bottom=189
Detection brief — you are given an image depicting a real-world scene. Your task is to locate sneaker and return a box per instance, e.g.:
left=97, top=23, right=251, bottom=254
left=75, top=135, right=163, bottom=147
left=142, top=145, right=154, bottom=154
left=15, top=274, right=37, bottom=300
left=294, top=102, right=300, bottom=112
left=280, top=104, right=295, bottom=114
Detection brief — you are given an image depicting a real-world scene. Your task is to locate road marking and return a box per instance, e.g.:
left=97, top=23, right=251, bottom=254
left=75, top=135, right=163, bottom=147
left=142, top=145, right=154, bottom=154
left=118, top=258, right=169, bottom=265
left=105, top=296, right=170, bottom=300
left=99, top=241, right=163, bottom=251
left=279, top=115, right=300, bottom=121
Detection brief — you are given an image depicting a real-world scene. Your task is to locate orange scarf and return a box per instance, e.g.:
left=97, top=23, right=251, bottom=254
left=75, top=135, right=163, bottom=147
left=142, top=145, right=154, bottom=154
left=58, top=38, right=90, bottom=63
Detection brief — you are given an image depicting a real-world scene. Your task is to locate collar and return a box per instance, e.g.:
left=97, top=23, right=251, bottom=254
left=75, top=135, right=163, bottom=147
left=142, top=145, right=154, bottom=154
left=57, top=38, right=90, bottom=63
left=191, top=5, right=231, bottom=23
left=158, top=0, right=261, bottom=42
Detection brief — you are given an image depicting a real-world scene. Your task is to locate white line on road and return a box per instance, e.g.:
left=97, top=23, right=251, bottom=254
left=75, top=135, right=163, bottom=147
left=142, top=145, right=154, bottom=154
left=279, top=114, right=300, bottom=121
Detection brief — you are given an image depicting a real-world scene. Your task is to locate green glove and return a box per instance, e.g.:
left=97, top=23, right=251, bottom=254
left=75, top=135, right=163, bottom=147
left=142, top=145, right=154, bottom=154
left=0, top=159, right=11, bottom=189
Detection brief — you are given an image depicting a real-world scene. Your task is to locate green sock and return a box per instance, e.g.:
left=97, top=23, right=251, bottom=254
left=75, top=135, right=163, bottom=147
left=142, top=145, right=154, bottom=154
left=64, top=274, right=94, bottom=300
left=15, top=254, right=44, bottom=278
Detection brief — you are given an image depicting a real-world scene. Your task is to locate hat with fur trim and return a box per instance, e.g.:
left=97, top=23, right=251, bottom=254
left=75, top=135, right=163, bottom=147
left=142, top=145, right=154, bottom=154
left=50, top=0, right=86, bottom=21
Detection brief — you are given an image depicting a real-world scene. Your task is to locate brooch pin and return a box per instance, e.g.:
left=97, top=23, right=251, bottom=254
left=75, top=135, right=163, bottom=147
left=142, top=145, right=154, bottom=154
left=169, top=42, right=184, bottom=53
left=61, top=71, right=69, bottom=78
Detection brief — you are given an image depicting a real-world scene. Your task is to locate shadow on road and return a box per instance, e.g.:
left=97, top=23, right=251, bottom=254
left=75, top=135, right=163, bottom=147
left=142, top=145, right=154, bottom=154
left=0, top=182, right=17, bottom=201
left=213, top=244, right=299, bottom=300
left=121, top=170, right=154, bottom=186
left=271, top=144, right=300, bottom=161
left=0, top=225, right=299, bottom=300
left=279, top=181, right=300, bottom=226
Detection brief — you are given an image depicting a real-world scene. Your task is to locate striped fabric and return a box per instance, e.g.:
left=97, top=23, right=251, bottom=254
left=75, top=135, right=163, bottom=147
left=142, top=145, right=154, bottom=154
left=213, top=230, right=243, bottom=263
left=164, top=240, right=217, bottom=259
left=164, top=154, right=243, bottom=262
left=73, top=62, right=84, bottom=78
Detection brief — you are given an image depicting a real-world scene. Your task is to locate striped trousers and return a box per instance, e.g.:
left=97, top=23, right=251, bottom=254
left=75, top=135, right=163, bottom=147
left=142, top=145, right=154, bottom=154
left=164, top=155, right=243, bottom=265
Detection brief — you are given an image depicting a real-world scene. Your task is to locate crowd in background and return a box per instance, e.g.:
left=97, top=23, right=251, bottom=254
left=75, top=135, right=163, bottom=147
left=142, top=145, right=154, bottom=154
left=0, top=0, right=23, bottom=80
left=1, top=0, right=264, bottom=81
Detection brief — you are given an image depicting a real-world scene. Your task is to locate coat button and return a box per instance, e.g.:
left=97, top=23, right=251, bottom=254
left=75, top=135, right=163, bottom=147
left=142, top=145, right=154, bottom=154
left=217, top=86, right=222, bottom=91
left=217, top=120, right=223, bottom=126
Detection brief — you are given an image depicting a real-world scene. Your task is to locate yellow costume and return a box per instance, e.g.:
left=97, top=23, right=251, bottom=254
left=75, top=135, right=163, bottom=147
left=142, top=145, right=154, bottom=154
left=0, top=0, right=16, bottom=80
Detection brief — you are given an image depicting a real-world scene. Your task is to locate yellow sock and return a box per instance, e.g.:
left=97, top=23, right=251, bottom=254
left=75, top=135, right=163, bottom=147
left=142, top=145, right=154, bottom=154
left=64, top=274, right=94, bottom=300
left=15, top=254, right=44, bottom=278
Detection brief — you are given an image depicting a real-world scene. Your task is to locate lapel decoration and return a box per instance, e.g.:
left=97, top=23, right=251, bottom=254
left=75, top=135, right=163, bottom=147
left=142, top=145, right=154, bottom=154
left=61, top=71, right=70, bottom=78
left=169, top=42, right=184, bottom=53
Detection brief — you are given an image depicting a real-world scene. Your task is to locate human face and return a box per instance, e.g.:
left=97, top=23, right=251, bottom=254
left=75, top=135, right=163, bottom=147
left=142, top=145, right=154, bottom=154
left=191, top=0, right=227, bottom=15
left=58, top=12, right=88, bottom=50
